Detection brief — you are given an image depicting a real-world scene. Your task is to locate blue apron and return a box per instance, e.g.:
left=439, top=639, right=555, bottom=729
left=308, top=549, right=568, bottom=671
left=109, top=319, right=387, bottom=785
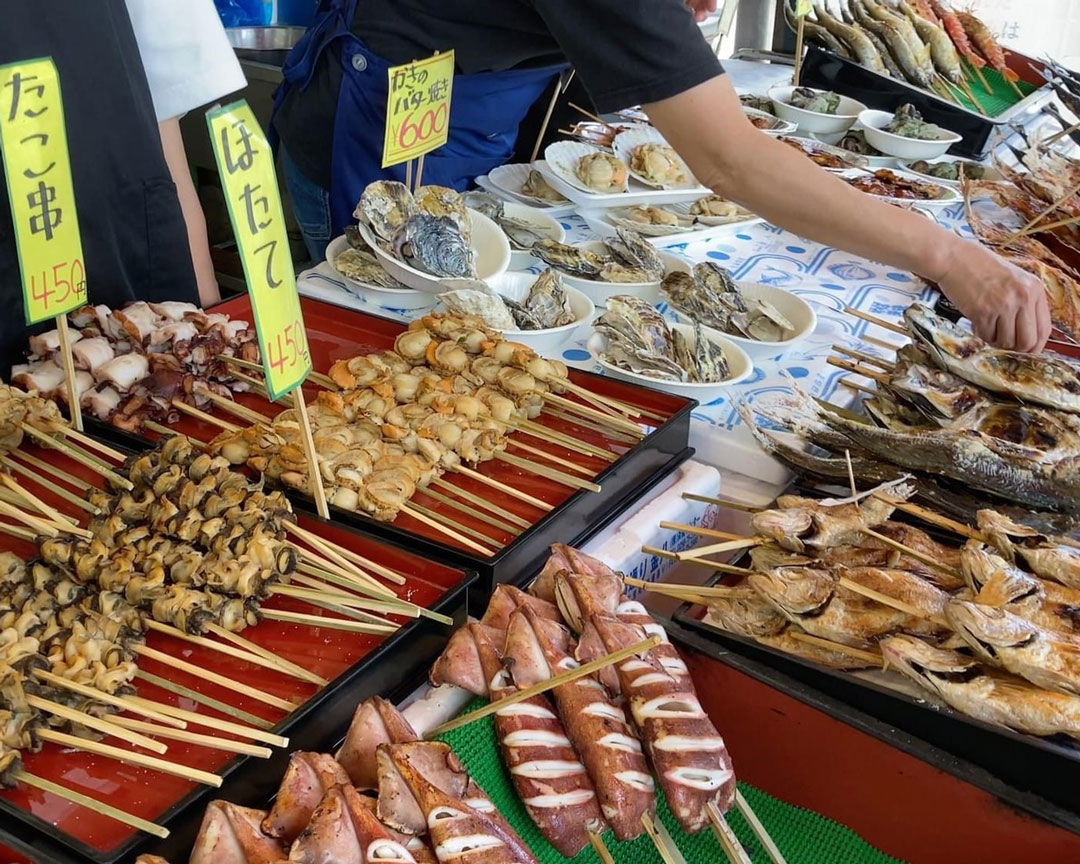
left=273, top=0, right=567, bottom=235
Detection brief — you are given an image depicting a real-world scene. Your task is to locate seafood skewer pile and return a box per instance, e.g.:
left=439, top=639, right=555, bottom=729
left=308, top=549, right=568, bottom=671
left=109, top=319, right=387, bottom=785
left=675, top=487, right=1080, bottom=743
left=14, top=302, right=259, bottom=432
left=742, top=303, right=1080, bottom=521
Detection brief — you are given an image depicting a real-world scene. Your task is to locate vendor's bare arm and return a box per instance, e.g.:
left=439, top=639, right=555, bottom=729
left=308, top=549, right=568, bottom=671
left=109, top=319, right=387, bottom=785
left=646, top=76, right=1052, bottom=352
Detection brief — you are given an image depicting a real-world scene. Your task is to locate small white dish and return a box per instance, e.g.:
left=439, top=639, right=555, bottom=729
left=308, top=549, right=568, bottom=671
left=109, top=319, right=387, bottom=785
left=535, top=160, right=705, bottom=210
left=554, top=241, right=692, bottom=305
left=858, top=109, right=963, bottom=160
left=440, top=272, right=594, bottom=356
left=587, top=322, right=753, bottom=400
left=498, top=202, right=566, bottom=270
left=779, top=136, right=870, bottom=172
left=668, top=281, right=817, bottom=361
left=485, top=162, right=576, bottom=213
left=611, top=127, right=699, bottom=191
left=839, top=167, right=960, bottom=208
left=475, top=172, right=578, bottom=218
left=744, top=107, right=797, bottom=136
left=324, top=235, right=436, bottom=312
left=769, top=86, right=867, bottom=135
left=897, top=156, right=1000, bottom=188
left=359, top=208, right=510, bottom=294
left=544, top=140, right=631, bottom=195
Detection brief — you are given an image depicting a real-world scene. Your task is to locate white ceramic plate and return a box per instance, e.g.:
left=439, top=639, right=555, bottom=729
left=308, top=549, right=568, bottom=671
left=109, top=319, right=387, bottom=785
left=769, top=86, right=867, bottom=135
left=485, top=163, right=577, bottom=214
left=496, top=202, right=566, bottom=270
left=579, top=205, right=763, bottom=248
left=439, top=272, right=594, bottom=356
left=324, top=235, right=437, bottom=312
left=544, top=140, right=631, bottom=195
left=535, top=160, right=705, bottom=210
left=858, top=109, right=963, bottom=160
left=744, top=106, right=797, bottom=136
left=667, top=281, right=817, bottom=361
left=549, top=241, right=692, bottom=305
left=611, top=127, right=699, bottom=191
left=839, top=167, right=960, bottom=208
left=587, top=322, right=753, bottom=400
left=359, top=208, right=511, bottom=294
left=897, top=156, right=1001, bottom=188
left=778, top=135, right=870, bottom=172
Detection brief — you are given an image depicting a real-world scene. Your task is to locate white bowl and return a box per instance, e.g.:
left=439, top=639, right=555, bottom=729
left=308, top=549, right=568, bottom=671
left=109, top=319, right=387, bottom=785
left=858, top=109, right=963, bottom=160
left=587, top=322, right=752, bottom=401
left=499, top=203, right=566, bottom=270
left=554, top=241, right=692, bottom=305
left=744, top=107, right=797, bottom=137
left=360, top=208, right=510, bottom=294
left=897, top=156, right=1001, bottom=188
left=611, top=127, right=698, bottom=191
left=769, top=86, right=867, bottom=135
left=668, top=281, right=817, bottom=361
left=441, top=272, right=594, bottom=356
left=324, top=235, right=438, bottom=312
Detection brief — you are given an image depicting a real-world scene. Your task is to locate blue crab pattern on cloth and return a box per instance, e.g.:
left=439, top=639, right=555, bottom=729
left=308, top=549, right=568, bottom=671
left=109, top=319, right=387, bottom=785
left=297, top=206, right=966, bottom=482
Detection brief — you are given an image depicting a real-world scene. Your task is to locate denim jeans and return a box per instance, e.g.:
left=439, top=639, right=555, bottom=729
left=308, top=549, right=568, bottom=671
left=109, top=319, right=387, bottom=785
left=281, top=147, right=332, bottom=264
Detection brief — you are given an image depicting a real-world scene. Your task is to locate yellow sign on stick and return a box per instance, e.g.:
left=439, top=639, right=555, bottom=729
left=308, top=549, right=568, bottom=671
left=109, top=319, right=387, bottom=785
left=206, top=100, right=311, bottom=401
left=795, top=0, right=812, bottom=15
left=383, top=51, right=455, bottom=168
left=0, top=57, right=87, bottom=325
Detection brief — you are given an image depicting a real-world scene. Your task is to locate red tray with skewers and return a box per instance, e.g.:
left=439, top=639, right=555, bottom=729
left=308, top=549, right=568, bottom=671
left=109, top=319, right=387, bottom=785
left=0, top=431, right=476, bottom=864
left=87, top=295, right=695, bottom=598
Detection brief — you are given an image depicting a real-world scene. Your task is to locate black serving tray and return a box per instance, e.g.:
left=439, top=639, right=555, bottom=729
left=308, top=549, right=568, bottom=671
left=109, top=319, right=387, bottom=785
left=668, top=579, right=1080, bottom=836
left=0, top=565, right=476, bottom=864
left=800, top=45, right=1053, bottom=159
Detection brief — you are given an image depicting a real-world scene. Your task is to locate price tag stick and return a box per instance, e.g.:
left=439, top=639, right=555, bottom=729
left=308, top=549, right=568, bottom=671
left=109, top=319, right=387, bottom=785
left=56, top=316, right=83, bottom=431
left=414, top=154, right=426, bottom=190
left=293, top=388, right=329, bottom=519
left=793, top=1, right=810, bottom=86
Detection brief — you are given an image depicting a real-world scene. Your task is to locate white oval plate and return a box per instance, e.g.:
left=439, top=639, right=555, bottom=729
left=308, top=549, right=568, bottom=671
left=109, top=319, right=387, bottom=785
left=611, top=127, right=699, bottom=191
left=485, top=163, right=577, bottom=214
left=535, top=160, right=705, bottom=211
left=544, top=140, right=631, bottom=196
left=838, top=167, right=960, bottom=208
left=579, top=205, right=763, bottom=248
left=897, top=156, right=1001, bottom=189
left=744, top=107, right=797, bottom=136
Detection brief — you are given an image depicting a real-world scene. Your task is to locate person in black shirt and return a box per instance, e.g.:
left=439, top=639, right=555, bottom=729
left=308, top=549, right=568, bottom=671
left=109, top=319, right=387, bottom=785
left=274, top=0, right=1051, bottom=353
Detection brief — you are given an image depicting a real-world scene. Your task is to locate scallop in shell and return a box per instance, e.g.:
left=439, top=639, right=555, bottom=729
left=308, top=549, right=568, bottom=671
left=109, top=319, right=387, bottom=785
left=357, top=181, right=418, bottom=241
left=521, top=169, right=568, bottom=203
left=392, top=215, right=476, bottom=279
left=610, top=205, right=688, bottom=237
left=629, top=143, right=686, bottom=188
left=575, top=152, right=629, bottom=193
left=689, top=194, right=751, bottom=225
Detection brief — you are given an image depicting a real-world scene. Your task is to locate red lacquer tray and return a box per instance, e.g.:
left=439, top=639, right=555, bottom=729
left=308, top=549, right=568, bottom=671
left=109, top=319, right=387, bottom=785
left=91, top=296, right=695, bottom=595
left=0, top=436, right=473, bottom=864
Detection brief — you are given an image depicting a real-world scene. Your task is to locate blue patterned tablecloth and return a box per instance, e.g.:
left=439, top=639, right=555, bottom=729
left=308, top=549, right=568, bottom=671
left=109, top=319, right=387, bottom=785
left=298, top=206, right=971, bottom=482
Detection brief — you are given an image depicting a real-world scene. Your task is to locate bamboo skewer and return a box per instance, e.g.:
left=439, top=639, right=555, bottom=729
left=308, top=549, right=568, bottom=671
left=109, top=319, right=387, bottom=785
left=832, top=344, right=896, bottom=371
left=431, top=478, right=532, bottom=529
left=37, top=728, right=222, bottom=787
left=508, top=439, right=595, bottom=477
left=659, top=521, right=745, bottom=541
left=293, top=550, right=394, bottom=603
left=841, top=379, right=878, bottom=397
left=399, top=503, right=498, bottom=556
left=55, top=316, right=84, bottom=432
left=33, top=670, right=186, bottom=728
left=261, top=607, right=398, bottom=635
left=14, top=770, right=169, bottom=838
left=287, top=523, right=407, bottom=587
left=410, top=502, right=504, bottom=548
left=171, top=400, right=239, bottom=432
left=284, top=523, right=397, bottom=596
left=1015, top=212, right=1080, bottom=238
left=1006, top=178, right=1080, bottom=241
left=542, top=408, right=640, bottom=444
left=0, top=521, right=37, bottom=542
left=143, top=619, right=323, bottom=685
left=128, top=684, right=285, bottom=743
left=874, top=495, right=984, bottom=541
left=295, top=593, right=396, bottom=627
left=132, top=644, right=297, bottom=712
left=452, top=465, right=553, bottom=511
left=419, top=486, right=523, bottom=535
left=144, top=420, right=208, bottom=448
left=511, top=419, right=617, bottom=461
left=787, top=631, right=884, bottom=666
left=681, top=493, right=762, bottom=513
left=133, top=669, right=275, bottom=732
left=827, top=357, right=890, bottom=385
left=203, top=391, right=271, bottom=425
left=18, top=422, right=133, bottom=489
left=860, top=527, right=963, bottom=580
left=624, top=577, right=751, bottom=598
left=109, top=716, right=273, bottom=758
left=676, top=536, right=762, bottom=560
left=7, top=449, right=92, bottom=491
left=843, top=307, right=908, bottom=336
left=273, top=584, right=415, bottom=619
left=427, top=635, right=662, bottom=737
left=641, top=546, right=756, bottom=578
left=838, top=576, right=949, bottom=628
left=0, top=474, right=84, bottom=532
left=201, top=624, right=328, bottom=687
left=57, top=427, right=126, bottom=463
left=543, top=393, right=644, bottom=436
left=588, top=829, right=617, bottom=864
left=708, top=802, right=752, bottom=864
left=292, top=564, right=452, bottom=626
left=26, top=695, right=167, bottom=754
left=642, top=812, right=687, bottom=864
left=0, top=454, right=99, bottom=513
left=0, top=498, right=60, bottom=538
left=493, top=451, right=602, bottom=492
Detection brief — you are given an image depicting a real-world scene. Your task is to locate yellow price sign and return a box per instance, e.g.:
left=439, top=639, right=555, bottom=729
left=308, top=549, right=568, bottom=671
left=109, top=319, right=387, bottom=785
left=207, top=100, right=311, bottom=401
left=383, top=51, right=455, bottom=168
left=0, top=57, right=87, bottom=325
left=794, top=0, right=812, bottom=16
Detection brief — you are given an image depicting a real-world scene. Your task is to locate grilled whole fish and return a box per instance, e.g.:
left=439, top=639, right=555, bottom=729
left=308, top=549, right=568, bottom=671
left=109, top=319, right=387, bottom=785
left=905, top=304, right=1080, bottom=414
left=965, top=543, right=1080, bottom=635
left=190, top=801, right=286, bottom=864
left=469, top=622, right=605, bottom=857
left=753, top=489, right=905, bottom=553
left=882, top=635, right=1080, bottom=740
left=261, top=751, right=351, bottom=844
left=811, top=3, right=888, bottom=73
left=977, top=510, right=1080, bottom=589
left=887, top=345, right=987, bottom=423
left=336, top=697, right=419, bottom=790
left=504, top=607, right=655, bottom=841
left=592, top=614, right=736, bottom=832
left=947, top=600, right=1080, bottom=695
left=376, top=741, right=538, bottom=864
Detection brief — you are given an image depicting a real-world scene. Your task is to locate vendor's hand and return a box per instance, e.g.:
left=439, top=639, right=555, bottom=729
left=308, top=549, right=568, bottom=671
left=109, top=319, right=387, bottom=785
left=931, top=237, right=1052, bottom=353
left=686, top=0, right=718, bottom=22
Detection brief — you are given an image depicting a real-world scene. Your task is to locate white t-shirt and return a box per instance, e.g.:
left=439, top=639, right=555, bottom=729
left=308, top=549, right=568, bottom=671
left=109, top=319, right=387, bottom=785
left=125, top=0, right=248, bottom=122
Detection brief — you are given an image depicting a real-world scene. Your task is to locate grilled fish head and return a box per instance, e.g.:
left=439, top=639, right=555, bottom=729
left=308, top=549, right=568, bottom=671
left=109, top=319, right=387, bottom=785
left=961, top=541, right=1031, bottom=594
left=946, top=600, right=1040, bottom=661
left=748, top=568, right=835, bottom=617
left=707, top=588, right=788, bottom=638
left=750, top=509, right=813, bottom=552
left=881, top=634, right=978, bottom=686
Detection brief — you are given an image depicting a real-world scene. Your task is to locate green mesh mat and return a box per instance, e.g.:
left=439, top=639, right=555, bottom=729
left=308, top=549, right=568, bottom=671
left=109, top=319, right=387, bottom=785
left=436, top=700, right=909, bottom=864
left=951, top=65, right=1035, bottom=117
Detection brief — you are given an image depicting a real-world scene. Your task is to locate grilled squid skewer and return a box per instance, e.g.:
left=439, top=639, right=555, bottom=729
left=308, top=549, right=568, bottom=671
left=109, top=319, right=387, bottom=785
left=336, top=696, right=419, bottom=789
left=290, top=783, right=420, bottom=864
left=505, top=606, right=655, bottom=840
left=591, top=614, right=736, bottom=833
left=469, top=622, right=606, bottom=857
